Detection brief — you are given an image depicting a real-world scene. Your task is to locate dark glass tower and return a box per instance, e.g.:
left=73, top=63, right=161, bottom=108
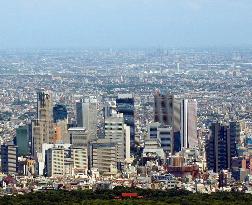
left=53, top=104, right=68, bottom=123
left=206, top=121, right=238, bottom=173
left=116, top=94, right=135, bottom=149
left=14, top=125, right=29, bottom=156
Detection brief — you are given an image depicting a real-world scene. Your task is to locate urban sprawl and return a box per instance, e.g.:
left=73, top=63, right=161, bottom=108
left=0, top=48, right=251, bottom=195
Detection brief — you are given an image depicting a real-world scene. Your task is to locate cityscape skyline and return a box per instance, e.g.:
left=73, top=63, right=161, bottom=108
left=0, top=0, right=252, bottom=203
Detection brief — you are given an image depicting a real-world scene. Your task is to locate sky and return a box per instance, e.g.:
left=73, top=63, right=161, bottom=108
left=0, top=0, right=252, bottom=48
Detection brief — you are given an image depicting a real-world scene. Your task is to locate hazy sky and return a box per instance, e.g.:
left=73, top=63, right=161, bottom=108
left=1, top=0, right=252, bottom=48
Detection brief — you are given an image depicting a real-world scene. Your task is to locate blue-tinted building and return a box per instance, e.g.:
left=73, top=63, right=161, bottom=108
left=14, top=125, right=29, bottom=156
left=53, top=104, right=68, bottom=123
left=116, top=94, right=135, bottom=150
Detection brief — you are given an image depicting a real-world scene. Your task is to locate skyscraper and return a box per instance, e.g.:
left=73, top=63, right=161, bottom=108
left=15, top=125, right=29, bottom=156
left=53, top=104, right=68, bottom=123
left=153, top=93, right=197, bottom=152
left=154, top=92, right=173, bottom=126
left=76, top=101, right=85, bottom=127
left=116, top=94, right=135, bottom=149
left=206, top=122, right=238, bottom=173
left=172, top=96, right=181, bottom=152
left=32, top=91, right=54, bottom=154
left=36, top=91, right=53, bottom=120
left=180, top=99, right=197, bottom=149
left=104, top=114, right=131, bottom=162
left=76, top=97, right=97, bottom=140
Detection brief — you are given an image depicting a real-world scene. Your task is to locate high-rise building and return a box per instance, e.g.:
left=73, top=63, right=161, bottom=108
left=53, top=104, right=68, bottom=123
left=76, top=101, right=85, bottom=127
left=37, top=143, right=71, bottom=176
left=15, top=125, right=29, bottom=156
left=76, top=97, right=97, bottom=140
left=180, top=99, right=197, bottom=149
left=68, top=127, right=89, bottom=147
left=104, top=114, right=130, bottom=162
left=153, top=93, right=197, bottom=152
left=52, top=104, right=68, bottom=144
left=70, top=147, right=88, bottom=175
left=32, top=91, right=54, bottom=154
left=206, top=122, right=238, bottom=173
left=147, top=123, right=173, bottom=154
left=36, top=91, right=53, bottom=120
left=154, top=92, right=173, bottom=126
left=54, top=119, right=68, bottom=144
left=116, top=94, right=135, bottom=149
left=90, top=139, right=119, bottom=175
left=157, top=126, right=173, bottom=154
left=1, top=144, right=18, bottom=174
left=45, top=146, right=65, bottom=177
left=172, top=96, right=181, bottom=152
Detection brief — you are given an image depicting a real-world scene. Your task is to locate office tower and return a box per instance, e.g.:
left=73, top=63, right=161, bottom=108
left=180, top=99, right=197, bottom=149
left=70, top=147, right=88, bottom=175
left=68, top=127, right=88, bottom=147
left=53, top=104, right=68, bottom=123
left=32, top=91, right=54, bottom=154
left=230, top=121, right=241, bottom=144
left=90, top=139, right=119, bottom=174
left=36, top=91, right=53, bottom=120
left=15, top=125, right=29, bottom=156
left=45, top=146, right=65, bottom=177
left=154, top=92, right=173, bottom=126
left=116, top=94, right=135, bottom=149
left=148, top=123, right=173, bottom=154
left=76, top=101, right=84, bottom=127
left=148, top=122, right=161, bottom=139
left=53, top=104, right=68, bottom=144
left=103, top=101, right=117, bottom=119
left=172, top=96, right=182, bottom=152
left=157, top=126, right=173, bottom=154
left=37, top=143, right=71, bottom=176
left=153, top=93, right=181, bottom=152
left=148, top=122, right=174, bottom=154
left=76, top=97, right=97, bottom=140
left=153, top=93, right=198, bottom=152
left=104, top=114, right=130, bottom=161
left=1, top=144, right=18, bottom=174
left=54, top=120, right=68, bottom=144
left=206, top=122, right=238, bottom=173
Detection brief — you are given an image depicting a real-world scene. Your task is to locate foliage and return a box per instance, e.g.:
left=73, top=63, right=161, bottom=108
left=0, top=187, right=252, bottom=205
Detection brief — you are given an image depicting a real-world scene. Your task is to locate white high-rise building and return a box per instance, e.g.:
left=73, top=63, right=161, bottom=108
left=46, top=146, right=65, bottom=177
left=180, top=99, right=197, bottom=149
left=104, top=114, right=130, bottom=161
